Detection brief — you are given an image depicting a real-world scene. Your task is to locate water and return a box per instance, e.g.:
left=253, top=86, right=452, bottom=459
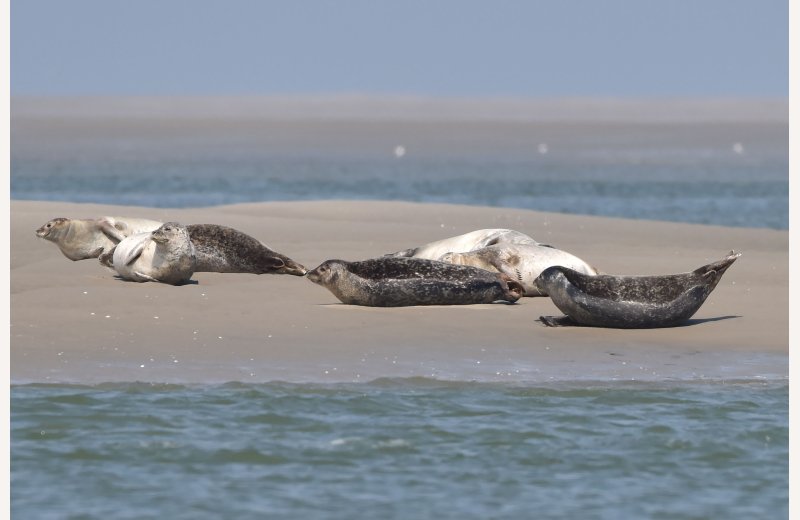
left=11, top=118, right=788, bottom=229
left=12, top=379, right=787, bottom=519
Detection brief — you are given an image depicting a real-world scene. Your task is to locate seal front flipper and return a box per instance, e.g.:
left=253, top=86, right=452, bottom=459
left=133, top=271, right=160, bottom=283
left=98, top=218, right=128, bottom=243
left=539, top=315, right=579, bottom=327
left=123, top=241, right=146, bottom=266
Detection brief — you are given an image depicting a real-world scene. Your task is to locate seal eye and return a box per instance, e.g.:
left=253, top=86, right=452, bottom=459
left=46, top=223, right=51, bottom=228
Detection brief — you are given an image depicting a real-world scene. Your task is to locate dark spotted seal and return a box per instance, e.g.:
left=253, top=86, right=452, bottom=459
left=112, top=222, right=196, bottom=285
left=35, top=216, right=163, bottom=261
left=185, top=224, right=306, bottom=276
left=534, top=252, right=741, bottom=328
left=306, top=257, right=524, bottom=307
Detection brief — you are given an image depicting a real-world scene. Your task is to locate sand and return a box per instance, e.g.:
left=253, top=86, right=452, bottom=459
left=10, top=199, right=788, bottom=384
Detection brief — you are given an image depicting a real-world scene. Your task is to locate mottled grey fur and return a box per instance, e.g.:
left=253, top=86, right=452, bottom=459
left=186, top=224, right=306, bottom=276
left=535, top=252, right=740, bottom=328
left=306, top=257, right=524, bottom=307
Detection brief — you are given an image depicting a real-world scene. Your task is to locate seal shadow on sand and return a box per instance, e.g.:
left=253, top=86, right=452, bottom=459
left=112, top=275, right=199, bottom=286
left=537, top=314, right=741, bottom=328
left=679, top=315, right=741, bottom=326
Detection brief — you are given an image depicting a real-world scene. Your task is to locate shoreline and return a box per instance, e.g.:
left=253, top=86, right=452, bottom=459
left=11, top=199, right=788, bottom=385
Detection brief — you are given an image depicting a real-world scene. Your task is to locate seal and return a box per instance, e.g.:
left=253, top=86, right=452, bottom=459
left=112, top=222, right=196, bottom=285
left=534, top=252, right=741, bottom=328
left=186, top=224, right=307, bottom=276
left=439, top=243, right=598, bottom=296
left=306, top=257, right=524, bottom=307
left=35, top=216, right=163, bottom=261
left=385, top=229, right=540, bottom=260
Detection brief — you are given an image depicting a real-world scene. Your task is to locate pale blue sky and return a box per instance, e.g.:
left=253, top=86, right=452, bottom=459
left=12, top=0, right=788, bottom=97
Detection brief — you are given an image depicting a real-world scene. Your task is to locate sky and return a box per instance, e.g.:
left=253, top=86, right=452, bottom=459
left=11, top=0, right=788, bottom=97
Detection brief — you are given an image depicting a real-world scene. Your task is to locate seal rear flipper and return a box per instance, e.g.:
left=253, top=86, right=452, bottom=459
left=98, top=247, right=116, bottom=268
left=504, top=279, right=525, bottom=302
left=539, top=315, right=579, bottom=327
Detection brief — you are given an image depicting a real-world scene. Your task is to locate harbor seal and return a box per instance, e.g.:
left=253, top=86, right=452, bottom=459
left=385, top=229, right=540, bottom=260
left=186, top=224, right=307, bottom=276
left=112, top=222, right=196, bottom=285
left=439, top=243, right=598, bottom=296
left=534, top=252, right=741, bottom=328
left=35, top=216, right=163, bottom=261
left=306, top=257, right=524, bottom=307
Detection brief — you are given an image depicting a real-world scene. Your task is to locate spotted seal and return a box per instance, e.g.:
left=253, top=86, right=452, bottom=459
left=439, top=243, right=598, bottom=296
left=35, top=216, right=163, bottom=261
left=112, top=222, right=196, bottom=285
left=306, top=257, right=524, bottom=306
left=385, top=229, right=540, bottom=260
left=185, top=224, right=306, bottom=276
left=534, top=252, right=741, bottom=328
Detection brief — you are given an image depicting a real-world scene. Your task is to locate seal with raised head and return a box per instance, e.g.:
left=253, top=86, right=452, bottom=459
left=35, top=216, right=163, bottom=261
left=112, top=222, right=196, bottom=285
left=534, top=252, right=741, bottom=328
left=306, top=257, right=524, bottom=307
left=186, top=224, right=306, bottom=276
left=385, top=228, right=540, bottom=260
left=439, top=243, right=598, bottom=297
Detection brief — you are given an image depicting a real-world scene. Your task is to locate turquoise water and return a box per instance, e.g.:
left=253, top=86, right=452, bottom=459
left=12, top=379, right=788, bottom=519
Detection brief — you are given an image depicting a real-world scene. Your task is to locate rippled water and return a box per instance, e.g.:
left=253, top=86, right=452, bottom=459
left=11, top=118, right=788, bottom=229
left=12, top=379, right=788, bottom=519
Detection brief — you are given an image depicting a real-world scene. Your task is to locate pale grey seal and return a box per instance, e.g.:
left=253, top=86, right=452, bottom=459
left=306, top=257, right=524, bottom=307
left=185, top=224, right=307, bottom=276
left=112, top=222, right=196, bottom=285
left=534, top=252, right=741, bottom=328
left=385, top=228, right=540, bottom=260
left=439, top=243, right=598, bottom=296
left=35, top=216, right=163, bottom=261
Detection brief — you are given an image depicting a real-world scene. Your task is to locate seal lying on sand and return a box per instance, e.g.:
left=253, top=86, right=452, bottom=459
left=534, top=252, right=741, bottom=328
left=385, top=229, right=540, bottom=260
left=112, top=222, right=196, bottom=285
left=306, top=257, right=524, bottom=307
left=439, top=243, right=598, bottom=297
left=185, top=224, right=307, bottom=276
left=35, top=216, right=163, bottom=261
left=100, top=224, right=307, bottom=275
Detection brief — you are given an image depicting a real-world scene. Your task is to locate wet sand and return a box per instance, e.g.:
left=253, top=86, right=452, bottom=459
left=11, top=200, right=788, bottom=384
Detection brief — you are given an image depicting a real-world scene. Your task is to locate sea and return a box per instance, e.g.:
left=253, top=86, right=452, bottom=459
left=11, top=107, right=789, bottom=518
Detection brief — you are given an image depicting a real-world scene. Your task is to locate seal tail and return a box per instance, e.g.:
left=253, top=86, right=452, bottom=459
left=692, top=251, right=741, bottom=289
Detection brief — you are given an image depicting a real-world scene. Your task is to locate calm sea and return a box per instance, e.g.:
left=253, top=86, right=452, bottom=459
left=11, top=379, right=788, bottom=519
left=11, top=112, right=788, bottom=517
left=10, top=117, right=788, bottom=229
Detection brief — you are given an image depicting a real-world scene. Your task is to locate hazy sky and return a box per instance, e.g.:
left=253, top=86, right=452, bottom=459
left=12, top=0, right=788, bottom=97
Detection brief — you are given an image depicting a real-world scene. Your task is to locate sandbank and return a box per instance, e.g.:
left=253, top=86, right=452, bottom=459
left=10, top=200, right=788, bottom=384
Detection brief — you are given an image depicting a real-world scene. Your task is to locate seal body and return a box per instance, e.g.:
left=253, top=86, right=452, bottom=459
left=306, top=257, right=524, bottom=307
left=112, top=223, right=196, bottom=285
left=385, top=229, right=540, bottom=260
left=186, top=224, right=306, bottom=276
left=534, top=252, right=741, bottom=328
left=35, top=216, right=163, bottom=261
left=439, top=243, right=598, bottom=297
